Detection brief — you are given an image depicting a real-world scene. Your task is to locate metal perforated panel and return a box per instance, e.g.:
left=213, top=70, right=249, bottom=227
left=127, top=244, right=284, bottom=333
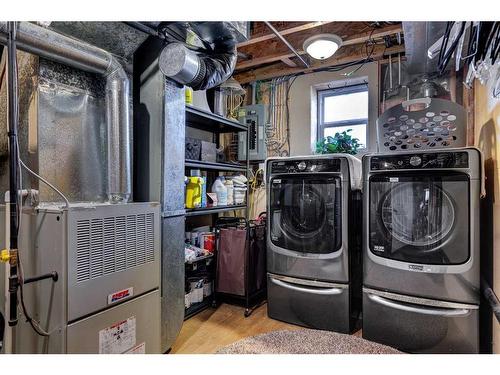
left=377, top=98, right=466, bottom=152
left=76, top=213, right=155, bottom=282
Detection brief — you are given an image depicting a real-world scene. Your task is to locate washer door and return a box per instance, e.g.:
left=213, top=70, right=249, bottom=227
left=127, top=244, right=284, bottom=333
left=369, top=172, right=469, bottom=265
left=270, top=175, right=342, bottom=254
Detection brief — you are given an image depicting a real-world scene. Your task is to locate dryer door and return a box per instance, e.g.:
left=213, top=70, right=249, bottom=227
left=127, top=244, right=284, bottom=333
left=369, top=171, right=469, bottom=265
left=270, top=175, right=342, bottom=255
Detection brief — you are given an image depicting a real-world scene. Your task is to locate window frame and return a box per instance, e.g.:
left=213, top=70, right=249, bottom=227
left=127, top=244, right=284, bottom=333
left=317, top=83, right=369, bottom=148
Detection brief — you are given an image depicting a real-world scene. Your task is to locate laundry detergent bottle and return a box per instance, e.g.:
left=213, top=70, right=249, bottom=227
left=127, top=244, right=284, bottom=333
left=211, top=176, right=228, bottom=206
left=185, top=175, right=204, bottom=209
left=224, top=178, right=234, bottom=205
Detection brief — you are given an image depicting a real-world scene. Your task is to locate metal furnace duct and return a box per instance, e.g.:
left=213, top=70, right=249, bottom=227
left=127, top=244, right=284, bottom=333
left=0, top=21, right=131, bottom=203
left=402, top=21, right=448, bottom=75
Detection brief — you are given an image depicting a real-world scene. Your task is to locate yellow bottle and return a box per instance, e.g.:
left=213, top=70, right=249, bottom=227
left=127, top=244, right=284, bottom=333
left=185, top=87, right=193, bottom=105
left=185, top=176, right=204, bottom=208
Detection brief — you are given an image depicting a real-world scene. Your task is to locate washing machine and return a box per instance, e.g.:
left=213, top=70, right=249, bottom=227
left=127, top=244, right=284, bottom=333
left=362, top=148, right=482, bottom=353
left=266, top=154, right=362, bottom=333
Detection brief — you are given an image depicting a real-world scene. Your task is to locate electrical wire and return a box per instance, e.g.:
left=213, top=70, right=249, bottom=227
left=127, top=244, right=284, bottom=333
left=248, top=168, right=264, bottom=219
left=15, top=139, right=52, bottom=337
left=438, top=22, right=466, bottom=75
left=8, top=41, right=61, bottom=337
left=342, top=26, right=378, bottom=79
left=19, top=158, right=70, bottom=208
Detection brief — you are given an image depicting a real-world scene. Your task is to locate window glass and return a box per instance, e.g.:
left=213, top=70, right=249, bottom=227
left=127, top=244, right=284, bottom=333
left=324, top=124, right=366, bottom=148
left=323, top=91, right=368, bottom=122
left=270, top=176, right=342, bottom=254
left=369, top=173, right=470, bottom=265
left=318, top=84, right=369, bottom=149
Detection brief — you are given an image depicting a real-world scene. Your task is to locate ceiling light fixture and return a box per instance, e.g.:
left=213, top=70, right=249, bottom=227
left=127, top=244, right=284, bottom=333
left=303, top=34, right=343, bottom=60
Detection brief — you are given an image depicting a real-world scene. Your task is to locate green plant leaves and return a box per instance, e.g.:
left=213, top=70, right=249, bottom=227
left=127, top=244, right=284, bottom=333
left=315, top=129, right=360, bottom=155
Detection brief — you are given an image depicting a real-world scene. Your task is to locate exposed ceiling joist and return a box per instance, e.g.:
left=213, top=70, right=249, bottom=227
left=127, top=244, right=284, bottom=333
left=236, top=23, right=403, bottom=70
left=281, top=57, right=297, bottom=67
left=235, top=44, right=405, bottom=84
left=237, top=21, right=334, bottom=47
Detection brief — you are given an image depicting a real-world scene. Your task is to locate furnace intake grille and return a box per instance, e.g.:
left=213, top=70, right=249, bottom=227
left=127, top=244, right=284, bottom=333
left=76, top=213, right=155, bottom=282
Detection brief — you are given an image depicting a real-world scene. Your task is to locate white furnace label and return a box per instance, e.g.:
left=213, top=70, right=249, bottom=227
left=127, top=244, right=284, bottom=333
left=125, top=342, right=146, bottom=354
left=99, top=316, right=136, bottom=354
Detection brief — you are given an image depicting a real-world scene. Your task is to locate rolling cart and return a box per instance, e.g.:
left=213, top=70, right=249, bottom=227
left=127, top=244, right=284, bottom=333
left=214, top=216, right=267, bottom=317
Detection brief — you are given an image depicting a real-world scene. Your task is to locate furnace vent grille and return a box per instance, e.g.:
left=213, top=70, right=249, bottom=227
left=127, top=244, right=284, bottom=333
left=76, top=213, right=155, bottom=282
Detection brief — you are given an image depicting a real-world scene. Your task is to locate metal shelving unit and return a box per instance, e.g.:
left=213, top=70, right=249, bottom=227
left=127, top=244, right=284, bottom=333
left=186, top=204, right=247, bottom=217
left=185, top=159, right=247, bottom=172
left=184, top=104, right=249, bottom=320
left=186, top=105, right=247, bottom=132
left=184, top=296, right=214, bottom=320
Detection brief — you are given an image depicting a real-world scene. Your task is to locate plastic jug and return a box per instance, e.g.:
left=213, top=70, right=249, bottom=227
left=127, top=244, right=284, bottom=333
left=191, top=169, right=207, bottom=208
left=211, top=176, right=227, bottom=206
left=185, top=176, right=204, bottom=208
left=224, top=178, right=234, bottom=205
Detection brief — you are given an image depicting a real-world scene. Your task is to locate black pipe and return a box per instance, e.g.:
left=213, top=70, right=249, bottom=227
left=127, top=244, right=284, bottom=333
left=482, top=279, right=500, bottom=324
left=0, top=312, right=4, bottom=350
left=24, top=272, right=59, bottom=285
left=7, top=21, right=19, bottom=327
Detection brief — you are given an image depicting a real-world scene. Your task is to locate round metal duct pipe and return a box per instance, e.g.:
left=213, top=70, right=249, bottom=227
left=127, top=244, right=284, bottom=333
left=158, top=43, right=205, bottom=87
left=158, top=39, right=237, bottom=91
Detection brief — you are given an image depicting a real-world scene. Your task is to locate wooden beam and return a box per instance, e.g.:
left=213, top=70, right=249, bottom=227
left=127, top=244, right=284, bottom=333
left=236, top=24, right=403, bottom=70
left=238, top=50, right=307, bottom=70
left=281, top=57, right=297, bottom=67
left=235, top=44, right=405, bottom=84
left=238, top=21, right=334, bottom=47
left=342, top=23, right=402, bottom=46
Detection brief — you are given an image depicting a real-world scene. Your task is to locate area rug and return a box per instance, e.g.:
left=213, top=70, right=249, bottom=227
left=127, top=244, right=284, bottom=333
left=216, top=329, right=401, bottom=354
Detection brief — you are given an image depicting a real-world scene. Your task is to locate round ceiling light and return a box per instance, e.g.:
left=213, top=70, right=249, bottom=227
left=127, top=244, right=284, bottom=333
left=303, top=34, right=343, bottom=60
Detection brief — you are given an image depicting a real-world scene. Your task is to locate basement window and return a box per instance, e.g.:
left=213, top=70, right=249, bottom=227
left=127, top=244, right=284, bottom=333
left=317, top=83, right=368, bottom=148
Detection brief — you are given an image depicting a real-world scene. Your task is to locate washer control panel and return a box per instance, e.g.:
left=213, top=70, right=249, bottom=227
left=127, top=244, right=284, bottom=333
left=370, top=152, right=469, bottom=170
left=270, top=159, right=341, bottom=174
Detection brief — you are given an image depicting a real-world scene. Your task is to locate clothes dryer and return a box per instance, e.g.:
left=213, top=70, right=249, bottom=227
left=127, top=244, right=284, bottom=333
left=266, top=154, right=362, bottom=333
left=362, top=148, right=482, bottom=353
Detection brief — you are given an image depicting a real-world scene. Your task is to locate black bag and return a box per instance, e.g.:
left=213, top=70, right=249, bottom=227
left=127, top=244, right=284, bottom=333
left=248, top=222, right=267, bottom=294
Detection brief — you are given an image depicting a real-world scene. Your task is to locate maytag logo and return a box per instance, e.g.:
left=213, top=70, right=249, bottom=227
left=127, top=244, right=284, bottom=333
left=408, top=264, right=424, bottom=271
left=108, top=287, right=133, bottom=305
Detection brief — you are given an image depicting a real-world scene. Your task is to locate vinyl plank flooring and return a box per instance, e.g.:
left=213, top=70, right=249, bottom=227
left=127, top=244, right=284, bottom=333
left=171, top=302, right=362, bottom=354
left=170, top=303, right=299, bottom=354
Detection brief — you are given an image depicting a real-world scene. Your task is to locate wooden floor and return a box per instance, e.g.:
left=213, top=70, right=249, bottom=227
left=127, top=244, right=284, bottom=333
left=171, top=303, right=299, bottom=354
left=171, top=302, right=362, bottom=353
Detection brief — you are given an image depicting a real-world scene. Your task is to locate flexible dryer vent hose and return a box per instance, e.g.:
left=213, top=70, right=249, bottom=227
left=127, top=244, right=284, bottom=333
left=158, top=41, right=237, bottom=90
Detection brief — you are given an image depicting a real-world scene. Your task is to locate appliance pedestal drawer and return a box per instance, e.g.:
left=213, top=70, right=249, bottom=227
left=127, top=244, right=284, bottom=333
left=267, top=273, right=351, bottom=333
left=362, top=288, right=479, bottom=353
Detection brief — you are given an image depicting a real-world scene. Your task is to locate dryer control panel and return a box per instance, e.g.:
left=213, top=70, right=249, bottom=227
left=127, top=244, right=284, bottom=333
left=270, top=159, right=341, bottom=174
left=370, top=152, right=469, bottom=170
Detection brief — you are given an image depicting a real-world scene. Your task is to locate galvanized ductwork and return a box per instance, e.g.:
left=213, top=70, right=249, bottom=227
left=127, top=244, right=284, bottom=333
left=158, top=42, right=237, bottom=90
left=402, top=22, right=448, bottom=75
left=156, top=21, right=245, bottom=90
left=0, top=21, right=131, bottom=203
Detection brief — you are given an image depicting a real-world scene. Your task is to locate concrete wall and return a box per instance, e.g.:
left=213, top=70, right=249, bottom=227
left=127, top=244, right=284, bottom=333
left=474, top=64, right=500, bottom=354
left=288, top=62, right=380, bottom=156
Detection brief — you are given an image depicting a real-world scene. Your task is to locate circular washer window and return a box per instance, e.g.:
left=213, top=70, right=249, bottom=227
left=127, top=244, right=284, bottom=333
left=281, top=184, right=326, bottom=239
left=381, top=183, right=455, bottom=247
